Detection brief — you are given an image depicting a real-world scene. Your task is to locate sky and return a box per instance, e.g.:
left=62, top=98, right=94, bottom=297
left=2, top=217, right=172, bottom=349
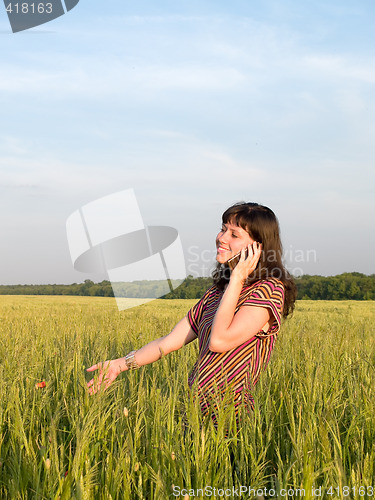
left=0, top=0, right=374, bottom=285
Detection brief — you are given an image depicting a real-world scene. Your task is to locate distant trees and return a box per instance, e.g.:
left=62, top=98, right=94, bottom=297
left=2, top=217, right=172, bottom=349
left=0, top=273, right=374, bottom=300
left=164, top=273, right=375, bottom=300
left=0, top=280, right=114, bottom=298
left=296, top=273, right=375, bottom=300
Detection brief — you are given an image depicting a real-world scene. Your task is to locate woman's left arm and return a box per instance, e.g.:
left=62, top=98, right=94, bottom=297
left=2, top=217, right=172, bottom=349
left=209, top=242, right=271, bottom=353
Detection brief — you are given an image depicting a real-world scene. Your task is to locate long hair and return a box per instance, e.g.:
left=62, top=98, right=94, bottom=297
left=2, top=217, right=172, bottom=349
left=212, top=202, right=297, bottom=318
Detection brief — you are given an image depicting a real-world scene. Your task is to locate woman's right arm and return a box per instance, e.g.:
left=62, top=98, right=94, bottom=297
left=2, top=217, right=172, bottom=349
left=133, top=316, right=197, bottom=366
left=87, top=315, right=197, bottom=394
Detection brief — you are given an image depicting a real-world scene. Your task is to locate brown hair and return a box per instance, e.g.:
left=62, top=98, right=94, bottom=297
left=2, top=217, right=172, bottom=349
left=212, top=202, right=297, bottom=318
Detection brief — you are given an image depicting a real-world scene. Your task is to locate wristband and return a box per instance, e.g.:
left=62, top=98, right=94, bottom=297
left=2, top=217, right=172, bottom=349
left=125, top=350, right=139, bottom=370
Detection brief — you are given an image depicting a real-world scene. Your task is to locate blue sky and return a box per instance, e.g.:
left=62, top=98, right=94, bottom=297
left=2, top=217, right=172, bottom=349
left=0, top=0, right=374, bottom=284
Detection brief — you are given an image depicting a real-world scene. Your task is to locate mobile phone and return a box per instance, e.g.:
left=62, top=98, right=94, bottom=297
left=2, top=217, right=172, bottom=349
left=227, top=247, right=250, bottom=271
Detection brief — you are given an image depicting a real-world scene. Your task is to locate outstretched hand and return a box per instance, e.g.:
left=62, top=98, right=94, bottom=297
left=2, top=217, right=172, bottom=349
left=86, top=358, right=126, bottom=395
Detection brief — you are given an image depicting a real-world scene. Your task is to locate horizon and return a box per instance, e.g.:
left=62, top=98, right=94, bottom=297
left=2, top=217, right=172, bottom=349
left=1, top=270, right=374, bottom=288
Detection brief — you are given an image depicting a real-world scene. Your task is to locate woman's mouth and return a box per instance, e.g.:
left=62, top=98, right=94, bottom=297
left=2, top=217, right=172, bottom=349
left=217, top=245, right=230, bottom=253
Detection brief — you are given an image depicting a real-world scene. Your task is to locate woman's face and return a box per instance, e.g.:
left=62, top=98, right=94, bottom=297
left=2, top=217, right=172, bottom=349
left=216, top=220, right=254, bottom=264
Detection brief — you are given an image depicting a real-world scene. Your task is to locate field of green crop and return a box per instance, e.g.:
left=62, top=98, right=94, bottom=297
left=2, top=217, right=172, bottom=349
left=0, top=296, right=374, bottom=499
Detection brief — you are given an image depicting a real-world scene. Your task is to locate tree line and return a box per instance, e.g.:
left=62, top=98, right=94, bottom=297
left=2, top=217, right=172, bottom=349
left=0, top=273, right=374, bottom=300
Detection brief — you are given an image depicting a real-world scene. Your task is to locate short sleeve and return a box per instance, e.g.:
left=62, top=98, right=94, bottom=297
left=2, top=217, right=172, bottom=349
left=187, top=286, right=216, bottom=336
left=242, top=279, right=285, bottom=336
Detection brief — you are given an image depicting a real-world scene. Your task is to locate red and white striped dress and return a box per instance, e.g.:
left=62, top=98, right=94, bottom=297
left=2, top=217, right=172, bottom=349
left=187, top=278, right=285, bottom=425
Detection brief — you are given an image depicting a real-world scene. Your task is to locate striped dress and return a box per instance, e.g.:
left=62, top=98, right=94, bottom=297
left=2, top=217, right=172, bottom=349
left=187, top=278, right=285, bottom=425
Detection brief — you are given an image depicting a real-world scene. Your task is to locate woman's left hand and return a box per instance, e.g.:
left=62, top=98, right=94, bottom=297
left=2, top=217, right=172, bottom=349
left=86, top=358, right=127, bottom=395
left=230, top=242, right=262, bottom=284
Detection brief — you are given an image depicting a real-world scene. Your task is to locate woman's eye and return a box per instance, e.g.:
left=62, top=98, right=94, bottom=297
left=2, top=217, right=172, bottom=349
left=232, top=233, right=238, bottom=238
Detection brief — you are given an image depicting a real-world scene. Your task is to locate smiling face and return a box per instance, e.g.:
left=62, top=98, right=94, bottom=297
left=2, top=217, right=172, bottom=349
left=216, top=220, right=254, bottom=264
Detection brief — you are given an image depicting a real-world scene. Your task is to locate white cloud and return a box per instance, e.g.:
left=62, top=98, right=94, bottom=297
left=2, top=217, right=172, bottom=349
left=303, top=54, right=375, bottom=84
left=0, top=59, right=247, bottom=96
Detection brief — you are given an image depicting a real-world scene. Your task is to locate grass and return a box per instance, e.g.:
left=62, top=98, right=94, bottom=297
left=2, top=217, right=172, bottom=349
left=0, top=296, right=374, bottom=499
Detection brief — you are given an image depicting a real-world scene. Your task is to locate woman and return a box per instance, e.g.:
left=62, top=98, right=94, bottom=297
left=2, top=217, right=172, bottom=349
left=87, top=202, right=296, bottom=427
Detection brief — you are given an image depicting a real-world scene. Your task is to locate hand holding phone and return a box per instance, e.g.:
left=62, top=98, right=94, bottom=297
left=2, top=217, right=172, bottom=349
left=226, top=242, right=261, bottom=275
left=227, top=246, right=251, bottom=270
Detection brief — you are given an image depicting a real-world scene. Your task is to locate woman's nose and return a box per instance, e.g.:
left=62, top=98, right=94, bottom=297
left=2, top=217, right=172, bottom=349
left=218, top=231, right=229, bottom=244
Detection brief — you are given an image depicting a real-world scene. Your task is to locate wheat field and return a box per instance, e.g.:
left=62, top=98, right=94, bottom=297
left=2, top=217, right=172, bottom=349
left=0, top=295, right=374, bottom=499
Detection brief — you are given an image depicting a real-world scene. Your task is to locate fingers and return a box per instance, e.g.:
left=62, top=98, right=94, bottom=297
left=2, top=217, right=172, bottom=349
left=245, top=243, right=253, bottom=258
left=240, top=245, right=251, bottom=261
left=92, top=375, right=114, bottom=394
left=104, top=378, right=113, bottom=391
left=245, top=242, right=261, bottom=259
left=86, top=360, right=120, bottom=395
left=87, top=370, right=115, bottom=395
left=87, top=374, right=104, bottom=395
left=86, top=363, right=100, bottom=372
left=237, top=242, right=262, bottom=267
left=86, top=362, right=104, bottom=394
left=252, top=242, right=262, bottom=263
left=86, top=360, right=110, bottom=375
left=87, top=379, right=96, bottom=395
left=242, top=242, right=262, bottom=273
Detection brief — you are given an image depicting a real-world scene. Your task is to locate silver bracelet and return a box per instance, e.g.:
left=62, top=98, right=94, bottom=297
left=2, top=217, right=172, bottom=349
left=125, top=350, right=139, bottom=370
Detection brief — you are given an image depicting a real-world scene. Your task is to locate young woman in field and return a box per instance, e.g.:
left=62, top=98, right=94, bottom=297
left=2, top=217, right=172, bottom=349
left=87, top=202, right=296, bottom=427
